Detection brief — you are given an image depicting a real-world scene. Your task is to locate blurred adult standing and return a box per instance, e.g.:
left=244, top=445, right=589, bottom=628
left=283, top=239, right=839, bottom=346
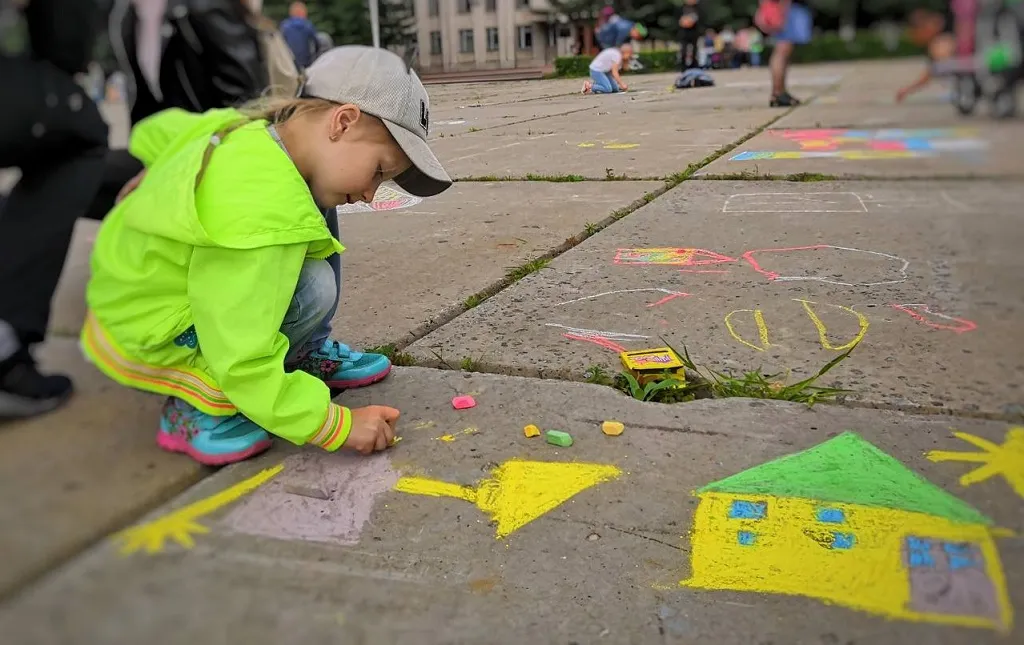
left=279, top=1, right=318, bottom=70
left=0, top=0, right=110, bottom=417
left=757, top=0, right=813, bottom=106
left=676, top=0, right=703, bottom=70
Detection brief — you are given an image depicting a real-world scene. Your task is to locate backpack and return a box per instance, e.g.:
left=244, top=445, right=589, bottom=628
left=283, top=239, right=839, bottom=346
left=755, top=0, right=786, bottom=35
left=257, top=19, right=301, bottom=98
left=675, top=68, right=715, bottom=89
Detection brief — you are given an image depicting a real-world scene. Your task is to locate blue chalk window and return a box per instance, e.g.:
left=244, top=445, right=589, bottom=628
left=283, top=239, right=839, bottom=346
left=737, top=530, right=757, bottom=546
left=816, top=508, right=845, bottom=524
left=907, top=536, right=935, bottom=568
left=943, top=542, right=980, bottom=570
left=728, top=500, right=767, bottom=520
left=831, top=532, right=855, bottom=550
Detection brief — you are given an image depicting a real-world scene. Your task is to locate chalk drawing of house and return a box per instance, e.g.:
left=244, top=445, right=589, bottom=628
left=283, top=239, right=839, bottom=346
left=683, top=432, right=1013, bottom=631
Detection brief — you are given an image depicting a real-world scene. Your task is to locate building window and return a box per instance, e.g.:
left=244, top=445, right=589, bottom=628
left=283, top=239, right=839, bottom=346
left=816, top=508, right=845, bottom=523
left=459, top=29, right=474, bottom=54
left=457, top=0, right=471, bottom=13
left=517, top=25, right=533, bottom=50
left=429, top=31, right=442, bottom=55
left=727, top=500, right=766, bottom=520
left=831, top=532, right=855, bottom=550
left=737, top=530, right=757, bottom=546
left=486, top=27, right=499, bottom=52
left=516, top=0, right=529, bottom=8
left=428, top=0, right=439, bottom=17
left=486, top=0, right=496, bottom=11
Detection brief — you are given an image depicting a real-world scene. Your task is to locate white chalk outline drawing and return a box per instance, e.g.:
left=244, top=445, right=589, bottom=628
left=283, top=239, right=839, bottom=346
left=722, top=192, right=868, bottom=213
left=554, top=288, right=688, bottom=308
left=741, top=244, right=910, bottom=287
left=543, top=324, right=649, bottom=342
left=335, top=184, right=423, bottom=214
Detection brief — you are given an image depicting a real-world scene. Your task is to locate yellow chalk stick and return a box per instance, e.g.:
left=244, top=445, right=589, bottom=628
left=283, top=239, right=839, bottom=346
left=524, top=424, right=541, bottom=438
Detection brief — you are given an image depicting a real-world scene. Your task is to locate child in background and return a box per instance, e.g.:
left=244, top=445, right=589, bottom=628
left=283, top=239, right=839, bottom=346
left=82, top=46, right=452, bottom=465
left=896, top=9, right=957, bottom=102
left=583, top=43, right=632, bottom=94
left=676, top=0, right=703, bottom=70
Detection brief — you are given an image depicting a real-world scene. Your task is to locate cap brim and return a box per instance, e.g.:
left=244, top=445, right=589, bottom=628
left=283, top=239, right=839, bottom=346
left=383, top=121, right=452, bottom=198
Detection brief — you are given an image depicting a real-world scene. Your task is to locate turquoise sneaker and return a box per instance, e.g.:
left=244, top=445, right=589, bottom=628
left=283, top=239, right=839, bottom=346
left=157, top=398, right=272, bottom=466
left=292, top=339, right=391, bottom=389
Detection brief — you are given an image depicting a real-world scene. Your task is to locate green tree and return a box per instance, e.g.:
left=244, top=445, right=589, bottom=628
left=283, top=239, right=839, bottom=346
left=263, top=0, right=414, bottom=49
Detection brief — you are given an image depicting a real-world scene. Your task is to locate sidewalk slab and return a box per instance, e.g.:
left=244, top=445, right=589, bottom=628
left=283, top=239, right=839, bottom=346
left=430, top=99, right=597, bottom=138
left=406, top=180, right=1024, bottom=419
left=49, top=181, right=661, bottom=349
left=0, top=368, right=1019, bottom=644
left=700, top=120, right=1024, bottom=179
left=0, top=338, right=204, bottom=600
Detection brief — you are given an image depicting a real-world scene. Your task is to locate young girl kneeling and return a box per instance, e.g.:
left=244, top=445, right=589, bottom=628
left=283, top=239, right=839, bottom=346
left=82, top=47, right=451, bottom=465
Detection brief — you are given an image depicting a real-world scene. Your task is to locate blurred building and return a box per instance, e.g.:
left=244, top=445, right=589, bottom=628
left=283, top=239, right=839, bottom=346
left=409, top=0, right=575, bottom=73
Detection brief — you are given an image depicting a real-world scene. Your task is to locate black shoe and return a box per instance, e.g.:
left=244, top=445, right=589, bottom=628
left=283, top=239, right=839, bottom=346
left=0, top=350, right=73, bottom=419
left=770, top=92, right=802, bottom=107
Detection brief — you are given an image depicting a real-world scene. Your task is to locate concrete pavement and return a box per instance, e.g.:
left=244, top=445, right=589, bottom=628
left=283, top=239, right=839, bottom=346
left=1, top=59, right=1022, bottom=643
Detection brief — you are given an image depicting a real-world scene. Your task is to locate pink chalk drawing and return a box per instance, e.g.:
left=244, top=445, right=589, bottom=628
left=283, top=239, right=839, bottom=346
left=220, top=451, right=399, bottom=546
left=890, top=304, right=978, bottom=334
left=563, top=333, right=627, bottom=353
left=647, top=292, right=691, bottom=307
left=614, top=248, right=737, bottom=267
left=741, top=244, right=910, bottom=287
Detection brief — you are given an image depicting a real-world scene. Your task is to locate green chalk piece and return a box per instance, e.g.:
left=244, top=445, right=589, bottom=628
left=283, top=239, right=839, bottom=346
left=545, top=430, right=573, bottom=447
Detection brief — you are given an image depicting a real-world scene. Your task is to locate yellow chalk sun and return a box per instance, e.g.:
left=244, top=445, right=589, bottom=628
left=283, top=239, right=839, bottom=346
left=927, top=428, right=1024, bottom=499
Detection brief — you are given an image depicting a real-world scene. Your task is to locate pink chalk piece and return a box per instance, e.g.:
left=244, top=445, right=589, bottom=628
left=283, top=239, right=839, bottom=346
left=219, top=452, right=399, bottom=546
left=452, top=395, right=476, bottom=410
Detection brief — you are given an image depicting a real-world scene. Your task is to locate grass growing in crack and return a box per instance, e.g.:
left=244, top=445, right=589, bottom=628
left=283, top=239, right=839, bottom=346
left=364, top=343, right=418, bottom=366
left=463, top=293, right=484, bottom=309
left=506, top=258, right=549, bottom=281
left=584, top=222, right=600, bottom=235
left=785, top=172, right=840, bottom=182
left=598, top=340, right=857, bottom=405
left=459, top=356, right=483, bottom=372
left=524, top=173, right=586, bottom=182
left=664, top=339, right=857, bottom=405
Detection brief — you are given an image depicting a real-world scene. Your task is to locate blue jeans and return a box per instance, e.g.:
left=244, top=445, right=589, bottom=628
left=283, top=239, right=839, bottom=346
left=281, top=207, right=341, bottom=360
left=589, top=69, right=620, bottom=94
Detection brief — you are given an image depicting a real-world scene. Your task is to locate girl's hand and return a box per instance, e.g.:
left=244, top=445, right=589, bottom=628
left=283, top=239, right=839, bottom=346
left=342, top=405, right=400, bottom=455
left=116, top=170, right=147, bottom=204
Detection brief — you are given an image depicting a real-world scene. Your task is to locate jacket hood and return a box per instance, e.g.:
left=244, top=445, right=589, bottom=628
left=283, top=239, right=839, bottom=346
left=119, top=108, right=340, bottom=256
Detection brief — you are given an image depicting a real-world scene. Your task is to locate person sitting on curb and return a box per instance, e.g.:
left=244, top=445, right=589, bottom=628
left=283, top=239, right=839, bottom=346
left=583, top=43, right=631, bottom=95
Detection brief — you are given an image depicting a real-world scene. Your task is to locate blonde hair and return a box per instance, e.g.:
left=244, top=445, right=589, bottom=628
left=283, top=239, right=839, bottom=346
left=239, top=95, right=336, bottom=125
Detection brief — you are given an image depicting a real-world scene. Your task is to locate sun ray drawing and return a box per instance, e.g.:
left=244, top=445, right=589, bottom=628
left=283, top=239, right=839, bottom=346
left=926, top=428, right=1024, bottom=499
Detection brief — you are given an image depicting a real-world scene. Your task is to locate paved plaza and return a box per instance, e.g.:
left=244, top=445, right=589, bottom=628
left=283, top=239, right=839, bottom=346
left=1, top=59, right=1022, bottom=644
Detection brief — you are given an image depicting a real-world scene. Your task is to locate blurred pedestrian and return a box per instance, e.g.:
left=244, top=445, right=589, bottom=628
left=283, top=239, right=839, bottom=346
left=757, top=0, right=813, bottom=106
left=676, top=0, right=703, bottom=70
left=0, top=0, right=110, bottom=417
left=280, top=1, right=318, bottom=70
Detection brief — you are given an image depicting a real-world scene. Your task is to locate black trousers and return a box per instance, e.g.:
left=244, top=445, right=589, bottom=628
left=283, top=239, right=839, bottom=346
left=680, top=35, right=700, bottom=70
left=0, top=55, right=142, bottom=346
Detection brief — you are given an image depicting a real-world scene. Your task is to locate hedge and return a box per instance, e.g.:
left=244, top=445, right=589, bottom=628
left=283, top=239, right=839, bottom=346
left=553, top=32, right=925, bottom=78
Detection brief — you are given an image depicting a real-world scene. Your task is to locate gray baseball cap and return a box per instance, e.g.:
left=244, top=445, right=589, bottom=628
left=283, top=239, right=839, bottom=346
left=301, top=46, right=452, bottom=197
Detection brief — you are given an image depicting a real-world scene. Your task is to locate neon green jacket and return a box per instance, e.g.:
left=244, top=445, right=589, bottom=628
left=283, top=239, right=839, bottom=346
left=82, top=108, right=352, bottom=451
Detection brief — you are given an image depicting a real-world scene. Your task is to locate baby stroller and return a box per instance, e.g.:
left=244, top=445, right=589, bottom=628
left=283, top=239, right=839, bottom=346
left=947, top=0, right=1024, bottom=118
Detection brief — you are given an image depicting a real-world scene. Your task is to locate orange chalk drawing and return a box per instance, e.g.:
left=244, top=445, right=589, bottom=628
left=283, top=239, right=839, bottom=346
left=614, top=248, right=737, bottom=267
left=891, top=304, right=978, bottom=334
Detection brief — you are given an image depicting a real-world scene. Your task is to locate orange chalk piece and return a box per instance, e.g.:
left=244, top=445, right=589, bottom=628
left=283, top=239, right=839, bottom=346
left=452, top=395, right=476, bottom=410
left=602, top=421, right=625, bottom=436
left=524, top=424, right=541, bottom=438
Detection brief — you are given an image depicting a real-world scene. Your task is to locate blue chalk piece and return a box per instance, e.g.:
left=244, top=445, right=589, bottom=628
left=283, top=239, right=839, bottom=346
left=737, top=530, right=757, bottom=546
left=831, top=532, right=855, bottom=550
left=816, top=508, right=845, bottom=524
left=728, top=500, right=767, bottom=520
